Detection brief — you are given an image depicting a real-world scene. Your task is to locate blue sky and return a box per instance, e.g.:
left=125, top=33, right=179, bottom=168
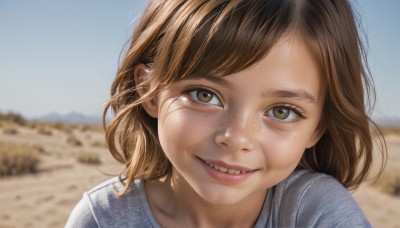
left=0, top=0, right=399, bottom=119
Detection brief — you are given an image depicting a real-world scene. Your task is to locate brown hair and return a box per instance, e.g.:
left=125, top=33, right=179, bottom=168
left=104, top=0, right=387, bottom=194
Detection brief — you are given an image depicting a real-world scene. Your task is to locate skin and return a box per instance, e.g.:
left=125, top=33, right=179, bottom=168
left=136, top=35, right=325, bottom=227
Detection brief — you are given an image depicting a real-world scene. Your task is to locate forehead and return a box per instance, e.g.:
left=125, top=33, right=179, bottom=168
left=203, top=35, right=323, bottom=104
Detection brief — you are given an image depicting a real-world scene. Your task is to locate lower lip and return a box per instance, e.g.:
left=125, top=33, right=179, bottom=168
left=197, top=158, right=255, bottom=185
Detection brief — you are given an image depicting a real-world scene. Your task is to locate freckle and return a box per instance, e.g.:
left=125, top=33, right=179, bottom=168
left=250, top=116, right=260, bottom=132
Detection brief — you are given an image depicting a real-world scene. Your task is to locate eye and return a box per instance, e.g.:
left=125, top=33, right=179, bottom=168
left=265, top=106, right=300, bottom=122
left=189, top=90, right=221, bottom=106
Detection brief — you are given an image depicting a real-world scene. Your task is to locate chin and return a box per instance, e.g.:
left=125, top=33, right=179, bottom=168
left=193, top=184, right=256, bottom=206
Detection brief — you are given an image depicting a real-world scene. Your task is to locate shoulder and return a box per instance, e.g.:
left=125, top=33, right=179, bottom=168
left=84, top=177, right=141, bottom=212
left=66, top=177, right=156, bottom=228
left=272, top=170, right=371, bottom=227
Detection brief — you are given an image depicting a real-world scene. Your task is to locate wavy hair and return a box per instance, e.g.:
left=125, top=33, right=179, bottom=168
left=103, top=0, right=387, bottom=194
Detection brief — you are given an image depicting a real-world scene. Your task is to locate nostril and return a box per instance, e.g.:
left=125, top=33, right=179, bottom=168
left=214, top=114, right=256, bottom=152
left=215, top=131, right=254, bottom=152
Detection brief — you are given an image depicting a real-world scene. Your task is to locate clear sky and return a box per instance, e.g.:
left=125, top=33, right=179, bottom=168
left=0, top=0, right=399, bottom=119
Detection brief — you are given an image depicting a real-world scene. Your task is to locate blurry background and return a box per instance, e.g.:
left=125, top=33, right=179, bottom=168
left=0, top=1, right=399, bottom=227
left=0, top=0, right=147, bottom=120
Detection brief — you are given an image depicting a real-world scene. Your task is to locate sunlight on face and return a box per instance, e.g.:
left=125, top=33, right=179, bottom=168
left=155, top=35, right=324, bottom=205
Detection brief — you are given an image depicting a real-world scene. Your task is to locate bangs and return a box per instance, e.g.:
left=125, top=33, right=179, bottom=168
left=152, top=0, right=294, bottom=83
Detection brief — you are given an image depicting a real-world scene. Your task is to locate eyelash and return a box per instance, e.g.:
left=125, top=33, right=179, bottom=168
left=265, top=104, right=307, bottom=123
left=183, top=85, right=223, bottom=108
left=183, top=86, right=307, bottom=122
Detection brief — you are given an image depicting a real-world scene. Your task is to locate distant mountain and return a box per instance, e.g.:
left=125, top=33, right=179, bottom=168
left=33, top=112, right=102, bottom=125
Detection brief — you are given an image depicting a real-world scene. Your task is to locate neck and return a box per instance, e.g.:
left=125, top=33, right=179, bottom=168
left=146, top=170, right=267, bottom=228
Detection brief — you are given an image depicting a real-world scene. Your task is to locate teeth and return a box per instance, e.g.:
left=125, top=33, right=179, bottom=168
left=204, top=161, right=247, bottom=174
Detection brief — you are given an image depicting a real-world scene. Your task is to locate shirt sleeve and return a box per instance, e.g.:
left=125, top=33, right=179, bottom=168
left=296, top=175, right=371, bottom=228
left=65, top=194, right=99, bottom=228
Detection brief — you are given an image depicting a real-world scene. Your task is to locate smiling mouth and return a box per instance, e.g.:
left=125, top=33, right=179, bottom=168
left=204, top=160, right=249, bottom=174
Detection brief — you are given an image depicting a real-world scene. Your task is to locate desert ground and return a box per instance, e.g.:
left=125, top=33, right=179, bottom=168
left=0, top=119, right=399, bottom=227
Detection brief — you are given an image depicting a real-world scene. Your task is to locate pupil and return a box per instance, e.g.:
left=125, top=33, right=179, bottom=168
left=274, top=107, right=289, bottom=119
left=197, top=91, right=212, bottom=102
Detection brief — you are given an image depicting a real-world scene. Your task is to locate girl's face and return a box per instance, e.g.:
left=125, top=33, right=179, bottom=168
left=147, top=35, right=324, bottom=205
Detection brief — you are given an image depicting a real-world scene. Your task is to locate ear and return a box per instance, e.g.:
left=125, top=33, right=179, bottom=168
left=134, top=64, right=158, bottom=118
left=306, top=125, right=326, bottom=148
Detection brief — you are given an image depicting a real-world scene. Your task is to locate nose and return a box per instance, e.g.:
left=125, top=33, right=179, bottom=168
left=215, top=110, right=256, bottom=153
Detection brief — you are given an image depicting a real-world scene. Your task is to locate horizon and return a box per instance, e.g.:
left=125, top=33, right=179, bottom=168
left=2, top=110, right=400, bottom=126
left=1, top=0, right=399, bottom=119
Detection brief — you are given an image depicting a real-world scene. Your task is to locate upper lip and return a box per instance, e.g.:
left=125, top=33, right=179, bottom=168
left=198, top=157, right=255, bottom=172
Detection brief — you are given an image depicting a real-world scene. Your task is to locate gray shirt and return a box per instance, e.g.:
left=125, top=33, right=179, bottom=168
left=65, top=169, right=370, bottom=227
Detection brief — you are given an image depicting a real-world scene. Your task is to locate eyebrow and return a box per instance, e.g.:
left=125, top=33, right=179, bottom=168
left=197, top=76, right=317, bottom=104
left=202, top=75, right=234, bottom=89
left=262, top=89, right=317, bottom=104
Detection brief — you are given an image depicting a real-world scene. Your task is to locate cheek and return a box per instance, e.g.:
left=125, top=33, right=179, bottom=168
left=157, top=105, right=213, bottom=159
left=260, top=131, right=310, bottom=169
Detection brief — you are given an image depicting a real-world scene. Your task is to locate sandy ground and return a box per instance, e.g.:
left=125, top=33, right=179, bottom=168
left=352, top=134, right=400, bottom=228
left=0, top=125, right=399, bottom=227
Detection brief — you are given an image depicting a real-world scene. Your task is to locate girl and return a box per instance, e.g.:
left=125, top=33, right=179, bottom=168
left=67, top=0, right=386, bottom=227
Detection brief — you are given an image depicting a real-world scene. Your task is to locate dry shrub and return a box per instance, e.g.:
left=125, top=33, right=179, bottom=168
left=27, top=122, right=35, bottom=129
left=79, top=124, right=103, bottom=133
left=76, top=151, right=101, bottom=165
left=80, top=125, right=91, bottom=132
left=0, top=142, right=40, bottom=176
left=90, top=140, right=105, bottom=147
left=379, top=126, right=400, bottom=136
left=67, top=135, right=82, bottom=146
left=37, top=127, right=52, bottom=136
left=0, top=112, right=26, bottom=125
left=375, top=167, right=400, bottom=196
left=91, top=125, right=104, bottom=132
left=3, top=127, right=18, bottom=135
left=32, top=143, right=49, bottom=155
left=52, top=122, right=72, bottom=134
left=27, top=121, right=47, bottom=130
